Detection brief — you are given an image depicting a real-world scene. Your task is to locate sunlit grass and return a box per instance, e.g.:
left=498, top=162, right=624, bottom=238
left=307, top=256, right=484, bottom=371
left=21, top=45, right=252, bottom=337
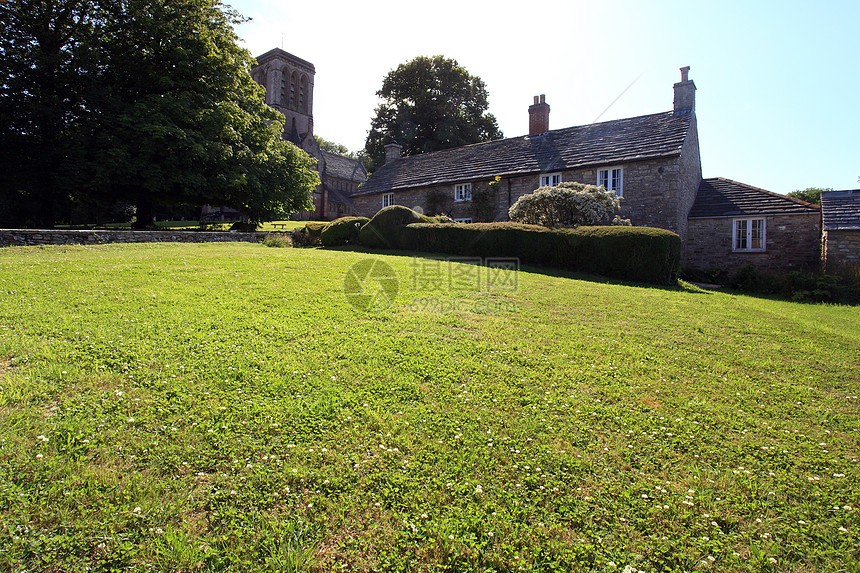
left=0, top=242, right=857, bottom=572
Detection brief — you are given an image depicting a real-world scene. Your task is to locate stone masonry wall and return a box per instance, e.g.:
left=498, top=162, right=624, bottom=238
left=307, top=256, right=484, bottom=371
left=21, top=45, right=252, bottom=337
left=676, top=116, right=703, bottom=240
left=0, top=229, right=263, bottom=248
left=684, top=213, right=821, bottom=276
left=824, top=230, right=860, bottom=267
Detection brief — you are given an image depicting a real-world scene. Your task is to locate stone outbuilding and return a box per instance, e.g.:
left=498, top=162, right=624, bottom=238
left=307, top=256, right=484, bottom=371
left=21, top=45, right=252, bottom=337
left=684, top=178, right=821, bottom=276
left=821, top=189, right=860, bottom=269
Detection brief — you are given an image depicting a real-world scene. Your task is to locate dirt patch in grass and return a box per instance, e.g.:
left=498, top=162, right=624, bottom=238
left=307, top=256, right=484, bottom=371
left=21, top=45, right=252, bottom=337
left=641, top=393, right=663, bottom=409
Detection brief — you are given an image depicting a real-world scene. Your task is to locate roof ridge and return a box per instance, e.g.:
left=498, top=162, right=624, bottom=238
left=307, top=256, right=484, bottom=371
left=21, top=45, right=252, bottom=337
left=385, top=110, right=681, bottom=162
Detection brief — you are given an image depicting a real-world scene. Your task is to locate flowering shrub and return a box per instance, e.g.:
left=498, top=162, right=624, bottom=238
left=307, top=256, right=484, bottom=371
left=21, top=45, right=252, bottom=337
left=508, top=182, right=631, bottom=228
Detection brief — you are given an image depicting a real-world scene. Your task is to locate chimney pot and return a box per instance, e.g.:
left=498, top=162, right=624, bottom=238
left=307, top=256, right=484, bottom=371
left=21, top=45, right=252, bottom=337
left=680, top=66, right=690, bottom=82
left=528, top=95, right=551, bottom=136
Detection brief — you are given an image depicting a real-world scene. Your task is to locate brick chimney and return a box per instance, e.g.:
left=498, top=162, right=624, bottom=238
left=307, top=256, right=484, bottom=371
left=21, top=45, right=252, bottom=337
left=384, top=141, right=402, bottom=164
left=673, top=66, right=696, bottom=114
left=528, top=94, right=550, bottom=136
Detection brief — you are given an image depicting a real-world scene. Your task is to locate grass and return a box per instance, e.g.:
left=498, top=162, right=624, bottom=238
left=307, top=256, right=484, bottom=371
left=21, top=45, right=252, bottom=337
left=0, top=242, right=857, bottom=572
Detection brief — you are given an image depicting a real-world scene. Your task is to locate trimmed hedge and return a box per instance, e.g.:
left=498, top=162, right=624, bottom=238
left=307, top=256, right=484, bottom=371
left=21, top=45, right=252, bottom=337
left=320, top=216, right=370, bottom=247
left=399, top=222, right=681, bottom=284
left=358, top=205, right=430, bottom=249
left=355, top=207, right=681, bottom=284
left=304, top=222, right=327, bottom=238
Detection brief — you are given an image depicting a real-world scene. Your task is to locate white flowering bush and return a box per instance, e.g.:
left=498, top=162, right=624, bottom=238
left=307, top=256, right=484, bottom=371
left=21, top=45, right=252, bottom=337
left=508, top=182, right=631, bottom=228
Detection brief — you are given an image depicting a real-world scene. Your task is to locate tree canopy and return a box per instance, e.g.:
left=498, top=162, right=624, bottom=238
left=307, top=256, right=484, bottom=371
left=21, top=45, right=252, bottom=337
left=364, top=55, right=503, bottom=172
left=0, top=0, right=318, bottom=228
left=787, top=187, right=833, bottom=205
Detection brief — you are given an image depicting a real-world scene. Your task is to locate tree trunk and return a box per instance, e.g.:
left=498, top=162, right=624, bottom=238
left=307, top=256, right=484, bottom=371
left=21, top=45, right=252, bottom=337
left=134, top=195, right=154, bottom=229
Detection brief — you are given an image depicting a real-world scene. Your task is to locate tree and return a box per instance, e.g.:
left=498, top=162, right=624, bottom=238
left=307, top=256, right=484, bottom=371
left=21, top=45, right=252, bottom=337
left=0, top=0, right=95, bottom=227
left=787, top=187, right=833, bottom=205
left=314, top=135, right=351, bottom=156
left=508, top=182, right=631, bottom=228
left=315, top=135, right=373, bottom=173
left=0, top=0, right=318, bottom=228
left=364, top=55, right=503, bottom=171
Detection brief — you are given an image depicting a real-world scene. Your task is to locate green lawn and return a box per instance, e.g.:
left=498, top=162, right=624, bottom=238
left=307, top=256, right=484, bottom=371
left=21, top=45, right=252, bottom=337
left=0, top=243, right=857, bottom=572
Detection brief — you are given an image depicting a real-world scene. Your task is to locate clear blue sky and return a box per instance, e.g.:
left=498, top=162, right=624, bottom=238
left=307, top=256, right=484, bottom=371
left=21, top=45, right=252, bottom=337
left=227, top=0, right=859, bottom=194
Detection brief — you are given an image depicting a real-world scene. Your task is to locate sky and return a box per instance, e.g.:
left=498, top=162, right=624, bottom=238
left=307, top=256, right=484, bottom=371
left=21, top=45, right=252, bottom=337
left=227, top=0, right=859, bottom=195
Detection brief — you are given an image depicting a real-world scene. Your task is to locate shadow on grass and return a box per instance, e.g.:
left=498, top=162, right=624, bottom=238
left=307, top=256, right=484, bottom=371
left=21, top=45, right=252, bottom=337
left=318, top=243, right=716, bottom=297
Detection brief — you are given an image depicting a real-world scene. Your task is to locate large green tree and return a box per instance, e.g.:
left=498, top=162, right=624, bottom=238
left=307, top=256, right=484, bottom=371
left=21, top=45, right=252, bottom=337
left=0, top=0, right=95, bottom=227
left=364, top=55, right=503, bottom=172
left=0, top=0, right=318, bottom=228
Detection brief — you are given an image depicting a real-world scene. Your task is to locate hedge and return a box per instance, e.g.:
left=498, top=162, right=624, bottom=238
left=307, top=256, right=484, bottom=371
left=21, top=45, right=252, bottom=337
left=356, top=207, right=681, bottom=284
left=320, top=216, right=370, bottom=247
left=399, top=222, right=681, bottom=284
left=357, top=205, right=431, bottom=249
left=304, top=222, right=327, bottom=238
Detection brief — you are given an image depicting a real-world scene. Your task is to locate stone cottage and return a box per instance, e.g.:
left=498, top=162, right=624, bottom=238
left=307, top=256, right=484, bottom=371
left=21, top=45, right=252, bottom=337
left=353, top=67, right=823, bottom=275
left=821, top=189, right=860, bottom=269
left=251, top=48, right=366, bottom=220
left=354, top=68, right=701, bottom=240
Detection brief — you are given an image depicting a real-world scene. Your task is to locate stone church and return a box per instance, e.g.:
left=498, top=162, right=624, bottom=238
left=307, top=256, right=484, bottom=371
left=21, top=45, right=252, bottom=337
left=250, top=48, right=366, bottom=220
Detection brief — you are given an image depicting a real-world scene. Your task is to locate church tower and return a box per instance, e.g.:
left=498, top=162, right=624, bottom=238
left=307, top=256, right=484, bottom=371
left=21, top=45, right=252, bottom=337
left=251, top=48, right=316, bottom=151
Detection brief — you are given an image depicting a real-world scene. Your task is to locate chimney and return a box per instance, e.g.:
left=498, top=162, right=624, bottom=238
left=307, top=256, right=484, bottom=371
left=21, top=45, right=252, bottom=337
left=528, top=94, right=550, bottom=136
left=384, top=141, right=402, bottom=164
left=673, top=66, right=696, bottom=114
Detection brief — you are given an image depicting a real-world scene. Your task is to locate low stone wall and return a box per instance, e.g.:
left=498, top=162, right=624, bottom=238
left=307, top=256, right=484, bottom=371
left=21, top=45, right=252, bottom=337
left=0, top=229, right=264, bottom=247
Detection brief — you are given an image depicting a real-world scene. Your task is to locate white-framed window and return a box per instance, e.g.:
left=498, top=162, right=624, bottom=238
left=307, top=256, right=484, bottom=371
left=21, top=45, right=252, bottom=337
left=454, top=183, right=472, bottom=202
left=454, top=218, right=473, bottom=223
left=598, top=167, right=623, bottom=196
left=733, top=218, right=766, bottom=252
left=539, top=173, right=562, bottom=187
left=382, top=193, right=395, bottom=208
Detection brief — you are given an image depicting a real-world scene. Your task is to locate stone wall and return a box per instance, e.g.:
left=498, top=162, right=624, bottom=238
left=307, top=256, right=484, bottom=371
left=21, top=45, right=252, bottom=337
left=0, top=229, right=263, bottom=248
left=676, top=116, right=702, bottom=240
left=684, top=213, right=821, bottom=276
left=823, top=230, right=860, bottom=268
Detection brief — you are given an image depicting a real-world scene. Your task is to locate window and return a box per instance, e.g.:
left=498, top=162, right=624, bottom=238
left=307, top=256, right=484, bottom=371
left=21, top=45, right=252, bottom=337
left=733, top=218, right=766, bottom=252
left=454, top=183, right=472, bottom=202
left=382, top=193, right=394, bottom=208
left=454, top=218, right=472, bottom=223
left=598, top=167, right=623, bottom=196
left=539, top=173, right=562, bottom=187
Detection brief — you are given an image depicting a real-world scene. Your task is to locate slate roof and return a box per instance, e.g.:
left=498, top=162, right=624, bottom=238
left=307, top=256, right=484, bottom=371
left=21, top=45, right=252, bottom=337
left=688, top=178, right=820, bottom=219
left=325, top=186, right=353, bottom=206
left=821, top=189, right=860, bottom=231
left=355, top=111, right=693, bottom=196
left=321, top=150, right=367, bottom=183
